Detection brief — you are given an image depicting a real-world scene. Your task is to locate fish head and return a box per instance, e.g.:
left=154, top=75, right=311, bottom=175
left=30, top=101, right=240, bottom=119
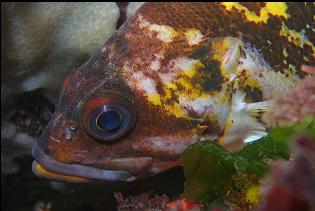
left=32, top=47, right=210, bottom=183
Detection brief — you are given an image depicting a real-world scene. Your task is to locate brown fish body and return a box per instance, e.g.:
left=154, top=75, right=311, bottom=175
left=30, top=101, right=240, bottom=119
left=32, top=3, right=314, bottom=182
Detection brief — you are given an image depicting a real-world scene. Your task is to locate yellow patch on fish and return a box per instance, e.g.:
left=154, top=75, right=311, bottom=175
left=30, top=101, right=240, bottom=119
left=286, top=64, right=297, bottom=75
left=222, top=2, right=289, bottom=23
left=238, top=71, right=262, bottom=89
left=280, top=23, right=315, bottom=57
left=149, top=24, right=178, bottom=43
left=282, top=48, right=288, bottom=58
left=184, top=28, right=204, bottom=46
left=148, top=93, right=162, bottom=106
left=182, top=60, right=204, bottom=78
left=164, top=103, right=187, bottom=118
left=212, top=37, right=242, bottom=80
left=138, top=14, right=179, bottom=43
left=146, top=58, right=210, bottom=118
left=138, top=15, right=207, bottom=46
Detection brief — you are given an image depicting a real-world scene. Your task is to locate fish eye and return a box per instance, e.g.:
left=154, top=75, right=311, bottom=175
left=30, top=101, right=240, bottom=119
left=84, top=101, right=136, bottom=142
left=96, top=110, right=121, bottom=131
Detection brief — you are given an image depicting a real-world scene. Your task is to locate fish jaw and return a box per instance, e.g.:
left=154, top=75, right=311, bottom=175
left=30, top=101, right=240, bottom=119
left=32, top=143, right=183, bottom=183
left=32, top=143, right=136, bottom=182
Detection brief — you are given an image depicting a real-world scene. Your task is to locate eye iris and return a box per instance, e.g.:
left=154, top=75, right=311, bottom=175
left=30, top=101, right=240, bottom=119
left=97, top=110, right=121, bottom=131
left=85, top=101, right=136, bottom=142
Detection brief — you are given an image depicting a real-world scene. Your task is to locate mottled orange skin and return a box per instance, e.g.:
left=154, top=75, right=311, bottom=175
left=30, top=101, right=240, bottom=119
left=35, top=3, right=314, bottom=180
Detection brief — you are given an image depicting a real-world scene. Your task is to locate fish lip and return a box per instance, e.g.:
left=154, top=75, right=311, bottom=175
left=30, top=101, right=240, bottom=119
left=32, top=144, right=136, bottom=182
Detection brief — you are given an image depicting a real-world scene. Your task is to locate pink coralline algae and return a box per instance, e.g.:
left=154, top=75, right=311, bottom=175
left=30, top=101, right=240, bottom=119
left=263, top=76, right=315, bottom=126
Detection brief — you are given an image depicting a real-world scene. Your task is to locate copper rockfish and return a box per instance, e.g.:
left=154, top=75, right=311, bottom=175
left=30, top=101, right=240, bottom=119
left=32, top=2, right=315, bottom=182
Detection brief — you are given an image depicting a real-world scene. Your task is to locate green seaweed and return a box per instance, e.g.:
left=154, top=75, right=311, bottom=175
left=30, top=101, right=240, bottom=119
left=181, top=117, right=315, bottom=207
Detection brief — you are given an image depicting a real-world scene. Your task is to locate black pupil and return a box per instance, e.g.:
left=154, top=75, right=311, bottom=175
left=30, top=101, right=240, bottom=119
left=97, top=110, right=121, bottom=131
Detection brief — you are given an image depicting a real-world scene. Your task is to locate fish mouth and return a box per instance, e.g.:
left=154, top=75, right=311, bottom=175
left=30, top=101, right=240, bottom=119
left=32, top=144, right=137, bottom=183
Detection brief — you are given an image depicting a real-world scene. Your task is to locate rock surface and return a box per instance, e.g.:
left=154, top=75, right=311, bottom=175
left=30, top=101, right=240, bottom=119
left=2, top=2, right=120, bottom=107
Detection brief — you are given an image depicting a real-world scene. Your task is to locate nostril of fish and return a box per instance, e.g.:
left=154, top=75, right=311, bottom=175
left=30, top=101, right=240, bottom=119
left=65, top=128, right=73, bottom=141
left=69, top=125, right=77, bottom=131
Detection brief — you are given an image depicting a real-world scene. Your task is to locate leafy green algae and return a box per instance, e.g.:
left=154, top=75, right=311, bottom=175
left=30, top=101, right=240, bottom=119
left=181, top=118, right=315, bottom=208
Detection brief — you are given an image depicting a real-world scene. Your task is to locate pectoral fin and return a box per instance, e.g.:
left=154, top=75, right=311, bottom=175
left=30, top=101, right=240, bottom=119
left=219, top=91, right=272, bottom=151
